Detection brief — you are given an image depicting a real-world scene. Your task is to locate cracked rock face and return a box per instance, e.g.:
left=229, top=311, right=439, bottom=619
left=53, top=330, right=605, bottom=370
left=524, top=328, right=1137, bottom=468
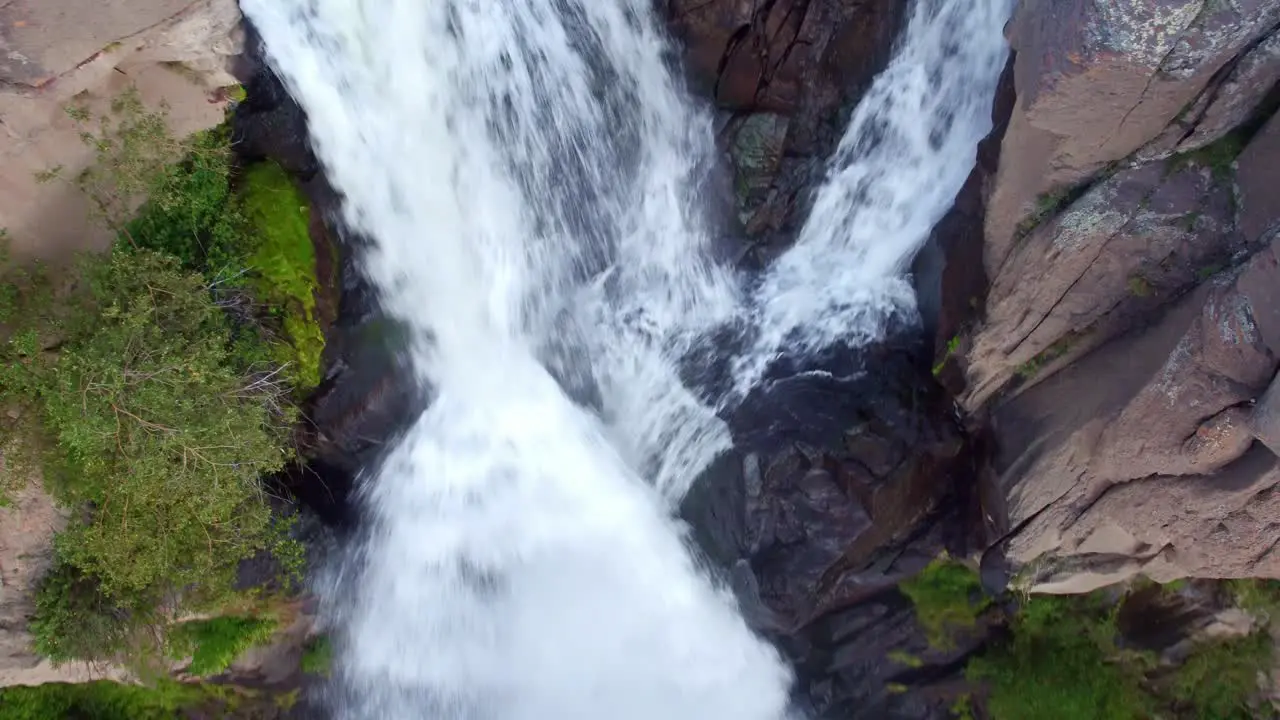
left=0, top=0, right=242, bottom=261
left=945, top=1, right=1280, bottom=592
left=988, top=234, right=1280, bottom=591
left=664, top=0, right=904, bottom=246
left=985, top=0, right=1280, bottom=269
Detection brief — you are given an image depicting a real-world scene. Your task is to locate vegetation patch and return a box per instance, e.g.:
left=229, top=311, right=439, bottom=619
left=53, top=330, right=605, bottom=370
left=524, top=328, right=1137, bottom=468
left=1015, top=330, right=1085, bottom=380
left=301, top=634, right=335, bottom=676
left=168, top=615, right=280, bottom=676
left=239, top=161, right=324, bottom=392
left=1127, top=274, right=1153, bottom=298
left=932, top=334, right=963, bottom=377
left=1165, top=631, right=1272, bottom=719
left=3, top=248, right=300, bottom=667
left=58, top=87, right=325, bottom=393
left=2, top=87, right=315, bottom=669
left=968, top=594, right=1154, bottom=720
left=899, top=557, right=990, bottom=649
left=908, top=563, right=1280, bottom=720
left=0, top=680, right=209, bottom=720
left=1167, top=132, right=1247, bottom=182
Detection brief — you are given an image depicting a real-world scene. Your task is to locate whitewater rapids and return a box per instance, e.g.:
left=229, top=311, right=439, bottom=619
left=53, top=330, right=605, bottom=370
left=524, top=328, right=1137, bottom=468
left=241, top=0, right=1010, bottom=717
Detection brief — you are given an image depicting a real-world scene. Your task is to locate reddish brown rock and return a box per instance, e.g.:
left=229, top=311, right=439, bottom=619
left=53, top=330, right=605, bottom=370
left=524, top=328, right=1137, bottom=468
left=985, top=0, right=1280, bottom=273
left=664, top=0, right=903, bottom=239
left=665, top=0, right=900, bottom=115
left=985, top=236, right=1280, bottom=589
left=962, top=157, right=1243, bottom=410
left=1237, top=112, right=1280, bottom=245
left=1256, top=372, right=1280, bottom=456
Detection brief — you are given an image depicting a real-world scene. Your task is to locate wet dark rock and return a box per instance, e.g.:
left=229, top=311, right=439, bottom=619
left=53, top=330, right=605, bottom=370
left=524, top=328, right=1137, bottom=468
left=664, top=0, right=906, bottom=244
left=913, top=53, right=1016, bottom=397
left=231, top=28, right=321, bottom=179
left=1237, top=111, right=1280, bottom=245
left=233, top=28, right=428, bottom=529
left=683, top=332, right=984, bottom=718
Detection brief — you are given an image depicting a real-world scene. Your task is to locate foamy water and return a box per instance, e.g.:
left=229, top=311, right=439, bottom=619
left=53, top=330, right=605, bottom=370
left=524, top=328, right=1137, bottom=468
left=241, top=0, right=1009, bottom=717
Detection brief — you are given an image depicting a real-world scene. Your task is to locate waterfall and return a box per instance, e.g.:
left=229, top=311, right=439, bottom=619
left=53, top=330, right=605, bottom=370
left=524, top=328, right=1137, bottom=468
left=733, top=0, right=1010, bottom=391
left=241, top=0, right=1009, bottom=717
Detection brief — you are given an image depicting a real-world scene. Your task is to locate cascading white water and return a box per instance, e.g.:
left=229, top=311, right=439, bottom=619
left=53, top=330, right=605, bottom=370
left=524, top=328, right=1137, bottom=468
left=242, top=0, right=1009, bottom=717
left=243, top=1, right=784, bottom=718
left=733, top=0, right=1011, bottom=392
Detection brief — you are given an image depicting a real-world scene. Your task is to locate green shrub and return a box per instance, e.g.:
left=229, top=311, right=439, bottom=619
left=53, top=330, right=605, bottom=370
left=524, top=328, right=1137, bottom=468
left=29, top=562, right=142, bottom=665
left=300, top=634, right=334, bottom=676
left=3, top=248, right=301, bottom=664
left=125, top=127, right=244, bottom=276
left=968, top=595, right=1152, bottom=720
left=37, top=249, right=292, bottom=601
left=7, top=86, right=315, bottom=670
left=168, top=615, right=279, bottom=676
left=0, top=680, right=203, bottom=720
left=900, top=557, right=990, bottom=649
left=239, top=161, right=323, bottom=391
left=64, top=88, right=325, bottom=394
left=1167, top=631, right=1272, bottom=719
left=1229, top=579, right=1280, bottom=620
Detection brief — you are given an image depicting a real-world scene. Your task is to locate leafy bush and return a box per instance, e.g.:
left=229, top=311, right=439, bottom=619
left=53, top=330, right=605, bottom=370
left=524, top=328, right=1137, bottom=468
left=67, top=89, right=190, bottom=232
left=28, top=562, right=141, bottom=665
left=168, top=615, right=279, bottom=676
left=62, top=87, right=325, bottom=393
left=0, top=680, right=203, bottom=720
left=37, top=249, right=292, bottom=601
left=900, top=557, right=990, bottom=649
left=1, top=248, right=300, bottom=664
left=8, top=83, right=319, bottom=672
left=300, top=634, right=334, bottom=676
left=125, top=127, right=244, bottom=276
left=1167, top=631, right=1272, bottom=719
left=968, top=594, right=1152, bottom=720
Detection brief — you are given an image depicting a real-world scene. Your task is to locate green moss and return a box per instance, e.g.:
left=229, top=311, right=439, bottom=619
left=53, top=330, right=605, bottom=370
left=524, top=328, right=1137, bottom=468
left=951, top=694, right=976, bottom=720
left=932, top=334, right=963, bottom=377
left=0, top=680, right=207, bottom=720
left=168, top=615, right=279, bottom=676
left=228, top=84, right=248, bottom=104
left=301, top=634, right=334, bottom=676
left=1167, top=631, right=1272, bottom=719
left=1127, top=275, right=1153, bottom=298
left=900, top=557, right=989, bottom=649
left=887, top=649, right=923, bottom=668
left=1168, top=133, right=1247, bottom=182
left=239, top=161, right=324, bottom=392
left=968, top=595, right=1152, bottom=720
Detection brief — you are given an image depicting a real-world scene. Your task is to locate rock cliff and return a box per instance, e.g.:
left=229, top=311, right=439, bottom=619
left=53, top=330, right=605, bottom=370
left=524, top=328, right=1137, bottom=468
left=0, top=0, right=242, bottom=260
left=0, top=0, right=243, bottom=686
left=937, top=0, right=1280, bottom=592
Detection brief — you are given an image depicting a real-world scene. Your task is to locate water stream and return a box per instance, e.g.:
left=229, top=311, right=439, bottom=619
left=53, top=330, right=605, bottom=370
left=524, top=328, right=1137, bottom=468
left=241, top=0, right=1009, bottom=717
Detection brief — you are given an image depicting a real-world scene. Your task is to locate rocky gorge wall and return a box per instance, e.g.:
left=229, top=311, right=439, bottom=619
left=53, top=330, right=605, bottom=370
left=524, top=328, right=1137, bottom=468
left=0, top=0, right=243, bottom=260
left=5, top=0, right=1280, bottom=716
left=931, top=0, right=1280, bottom=593
left=0, top=0, right=247, bottom=688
